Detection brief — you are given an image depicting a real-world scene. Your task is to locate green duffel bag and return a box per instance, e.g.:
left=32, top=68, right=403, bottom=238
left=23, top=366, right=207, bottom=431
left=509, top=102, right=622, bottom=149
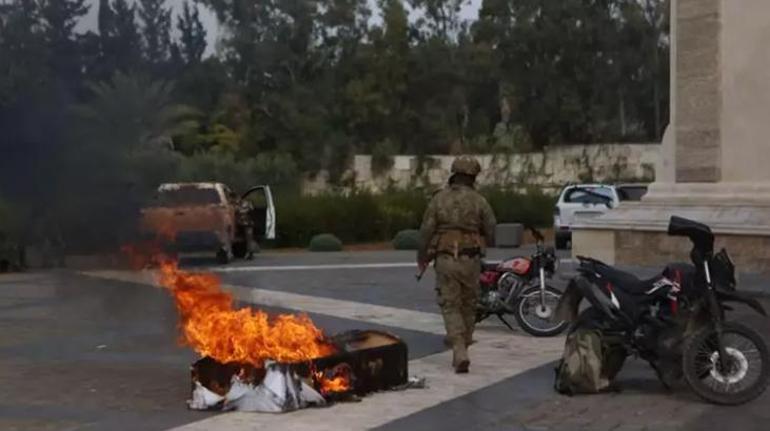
left=554, top=328, right=627, bottom=395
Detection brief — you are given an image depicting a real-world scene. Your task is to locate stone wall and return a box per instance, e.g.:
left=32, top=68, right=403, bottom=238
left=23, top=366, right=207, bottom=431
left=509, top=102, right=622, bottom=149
left=308, top=143, right=659, bottom=194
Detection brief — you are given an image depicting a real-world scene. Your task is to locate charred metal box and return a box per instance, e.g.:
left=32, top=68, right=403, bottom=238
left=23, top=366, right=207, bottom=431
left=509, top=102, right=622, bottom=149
left=191, top=330, right=408, bottom=398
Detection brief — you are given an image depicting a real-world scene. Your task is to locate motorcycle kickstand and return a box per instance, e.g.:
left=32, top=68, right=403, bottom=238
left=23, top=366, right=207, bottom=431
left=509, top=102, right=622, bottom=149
left=496, top=314, right=516, bottom=331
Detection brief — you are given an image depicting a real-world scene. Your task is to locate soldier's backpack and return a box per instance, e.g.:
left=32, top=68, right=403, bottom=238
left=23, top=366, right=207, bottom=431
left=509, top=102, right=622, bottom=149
left=554, top=328, right=627, bottom=395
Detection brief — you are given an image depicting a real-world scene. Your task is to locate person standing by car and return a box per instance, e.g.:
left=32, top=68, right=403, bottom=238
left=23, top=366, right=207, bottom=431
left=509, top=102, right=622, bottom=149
left=418, top=156, right=497, bottom=373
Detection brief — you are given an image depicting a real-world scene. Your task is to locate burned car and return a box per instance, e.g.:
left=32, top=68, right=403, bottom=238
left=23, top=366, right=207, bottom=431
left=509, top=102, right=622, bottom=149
left=139, top=182, right=275, bottom=263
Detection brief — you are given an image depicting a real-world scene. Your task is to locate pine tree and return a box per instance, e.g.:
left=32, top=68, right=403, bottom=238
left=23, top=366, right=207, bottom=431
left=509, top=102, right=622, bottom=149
left=176, top=0, right=206, bottom=65
left=137, top=0, right=172, bottom=66
left=111, top=0, right=142, bottom=72
left=38, top=0, right=89, bottom=82
left=97, top=0, right=114, bottom=38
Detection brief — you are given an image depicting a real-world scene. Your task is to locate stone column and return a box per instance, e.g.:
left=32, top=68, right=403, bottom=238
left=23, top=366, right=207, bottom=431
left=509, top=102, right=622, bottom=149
left=572, top=0, right=770, bottom=273
left=675, top=0, right=720, bottom=183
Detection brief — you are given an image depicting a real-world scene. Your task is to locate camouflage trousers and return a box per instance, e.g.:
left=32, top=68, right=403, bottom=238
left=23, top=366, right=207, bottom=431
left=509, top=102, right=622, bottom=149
left=435, top=255, right=481, bottom=347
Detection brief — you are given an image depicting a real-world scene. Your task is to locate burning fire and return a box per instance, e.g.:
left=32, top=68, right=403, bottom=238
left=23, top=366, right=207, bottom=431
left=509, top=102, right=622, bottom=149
left=155, top=258, right=336, bottom=367
left=314, top=371, right=351, bottom=395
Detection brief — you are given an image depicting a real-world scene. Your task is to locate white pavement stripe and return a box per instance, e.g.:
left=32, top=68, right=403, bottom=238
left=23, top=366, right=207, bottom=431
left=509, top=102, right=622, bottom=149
left=207, top=259, right=575, bottom=273
left=83, top=269, right=445, bottom=335
left=229, top=283, right=448, bottom=335
left=210, top=262, right=417, bottom=273
left=81, top=269, right=564, bottom=431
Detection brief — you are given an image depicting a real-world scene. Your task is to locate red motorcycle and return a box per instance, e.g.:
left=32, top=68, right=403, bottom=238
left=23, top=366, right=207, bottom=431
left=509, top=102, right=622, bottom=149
left=476, top=227, right=568, bottom=337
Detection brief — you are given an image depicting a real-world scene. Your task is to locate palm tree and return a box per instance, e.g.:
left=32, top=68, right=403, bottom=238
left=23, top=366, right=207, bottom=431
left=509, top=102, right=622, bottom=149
left=67, top=71, right=201, bottom=219
left=71, top=71, right=199, bottom=155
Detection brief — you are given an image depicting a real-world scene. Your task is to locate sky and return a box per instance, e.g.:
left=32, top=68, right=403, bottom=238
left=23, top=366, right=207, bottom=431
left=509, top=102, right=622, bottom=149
left=76, top=0, right=483, bottom=56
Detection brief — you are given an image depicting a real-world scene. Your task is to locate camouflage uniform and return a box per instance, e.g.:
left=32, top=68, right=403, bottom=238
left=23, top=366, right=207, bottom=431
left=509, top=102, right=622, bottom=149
left=418, top=156, right=496, bottom=373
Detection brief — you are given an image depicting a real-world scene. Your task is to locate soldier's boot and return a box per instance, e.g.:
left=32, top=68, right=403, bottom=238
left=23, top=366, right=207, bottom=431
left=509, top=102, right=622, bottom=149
left=452, top=341, right=470, bottom=374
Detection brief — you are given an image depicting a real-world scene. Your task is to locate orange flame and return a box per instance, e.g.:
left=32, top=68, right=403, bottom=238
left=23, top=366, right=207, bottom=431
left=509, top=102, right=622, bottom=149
left=314, top=371, right=351, bottom=395
left=156, top=259, right=336, bottom=367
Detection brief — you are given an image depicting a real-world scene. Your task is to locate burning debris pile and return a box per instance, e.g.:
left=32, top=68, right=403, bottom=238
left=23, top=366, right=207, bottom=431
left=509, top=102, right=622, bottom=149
left=157, top=260, right=336, bottom=367
left=152, top=258, right=409, bottom=413
left=189, top=360, right=326, bottom=412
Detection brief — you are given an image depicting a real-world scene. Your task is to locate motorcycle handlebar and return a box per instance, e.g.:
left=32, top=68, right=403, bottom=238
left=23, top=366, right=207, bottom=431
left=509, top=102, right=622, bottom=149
left=667, top=216, right=714, bottom=263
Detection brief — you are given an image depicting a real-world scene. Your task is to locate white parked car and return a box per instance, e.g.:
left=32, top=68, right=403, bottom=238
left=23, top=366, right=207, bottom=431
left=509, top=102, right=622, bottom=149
left=552, top=183, right=648, bottom=249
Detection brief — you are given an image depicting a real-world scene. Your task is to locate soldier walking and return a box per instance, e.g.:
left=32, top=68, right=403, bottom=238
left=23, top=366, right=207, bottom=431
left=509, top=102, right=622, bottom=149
left=418, top=156, right=496, bottom=373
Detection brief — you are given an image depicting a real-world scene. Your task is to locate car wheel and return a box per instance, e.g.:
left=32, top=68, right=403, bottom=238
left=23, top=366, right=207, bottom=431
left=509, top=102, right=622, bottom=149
left=232, top=241, right=247, bottom=259
left=216, top=245, right=233, bottom=264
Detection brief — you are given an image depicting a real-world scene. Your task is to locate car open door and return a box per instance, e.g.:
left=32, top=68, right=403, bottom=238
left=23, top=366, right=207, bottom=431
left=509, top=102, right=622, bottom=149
left=241, top=186, right=276, bottom=240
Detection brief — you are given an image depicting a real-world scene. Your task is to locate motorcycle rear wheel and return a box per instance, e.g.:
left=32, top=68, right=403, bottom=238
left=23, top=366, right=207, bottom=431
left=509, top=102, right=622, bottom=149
left=682, top=321, right=770, bottom=405
left=514, top=286, right=569, bottom=337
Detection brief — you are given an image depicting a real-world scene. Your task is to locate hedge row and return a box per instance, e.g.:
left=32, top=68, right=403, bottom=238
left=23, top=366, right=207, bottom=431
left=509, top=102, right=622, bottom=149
left=274, top=190, right=427, bottom=247
left=481, top=186, right=557, bottom=228
left=273, top=188, right=555, bottom=248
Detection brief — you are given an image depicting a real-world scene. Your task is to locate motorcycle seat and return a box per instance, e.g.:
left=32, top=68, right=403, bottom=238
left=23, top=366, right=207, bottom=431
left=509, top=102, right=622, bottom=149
left=594, top=265, right=659, bottom=295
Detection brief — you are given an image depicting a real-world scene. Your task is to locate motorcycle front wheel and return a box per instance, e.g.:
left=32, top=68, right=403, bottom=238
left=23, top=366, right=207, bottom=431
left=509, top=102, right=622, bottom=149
left=682, top=321, right=770, bottom=405
left=514, top=286, right=569, bottom=337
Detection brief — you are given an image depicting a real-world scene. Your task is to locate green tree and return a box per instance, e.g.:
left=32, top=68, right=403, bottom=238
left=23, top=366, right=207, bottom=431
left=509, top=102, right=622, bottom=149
left=137, top=0, right=172, bottom=67
left=38, top=0, right=89, bottom=95
left=616, top=0, right=669, bottom=140
left=175, top=0, right=206, bottom=65
left=97, top=0, right=113, bottom=37
left=110, top=0, right=142, bottom=72
left=407, top=0, right=481, bottom=153
left=71, top=71, right=198, bottom=156
left=342, top=0, right=410, bottom=152
left=409, top=0, right=465, bottom=39
left=0, top=0, right=51, bottom=201
left=63, top=72, right=198, bottom=241
left=0, top=0, right=48, bottom=109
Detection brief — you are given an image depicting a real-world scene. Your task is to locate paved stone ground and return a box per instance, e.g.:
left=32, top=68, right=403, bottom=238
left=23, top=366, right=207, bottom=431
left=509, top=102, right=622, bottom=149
left=1, top=249, right=768, bottom=430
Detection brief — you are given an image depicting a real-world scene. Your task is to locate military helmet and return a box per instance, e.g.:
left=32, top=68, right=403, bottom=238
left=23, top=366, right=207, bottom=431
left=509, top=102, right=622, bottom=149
left=450, top=156, right=481, bottom=176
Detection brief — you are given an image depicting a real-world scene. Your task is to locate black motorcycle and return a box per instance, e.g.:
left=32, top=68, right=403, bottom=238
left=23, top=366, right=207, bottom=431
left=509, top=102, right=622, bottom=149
left=476, top=227, right=568, bottom=337
left=557, top=216, right=769, bottom=405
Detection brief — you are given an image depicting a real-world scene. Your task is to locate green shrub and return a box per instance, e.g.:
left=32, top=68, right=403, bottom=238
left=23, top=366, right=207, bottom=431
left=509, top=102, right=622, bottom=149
left=308, top=233, right=343, bottom=252
left=392, top=229, right=421, bottom=250
left=274, top=189, right=429, bottom=248
left=272, top=187, right=553, bottom=249
left=378, top=189, right=428, bottom=233
left=481, top=187, right=556, bottom=228
left=0, top=197, right=22, bottom=239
